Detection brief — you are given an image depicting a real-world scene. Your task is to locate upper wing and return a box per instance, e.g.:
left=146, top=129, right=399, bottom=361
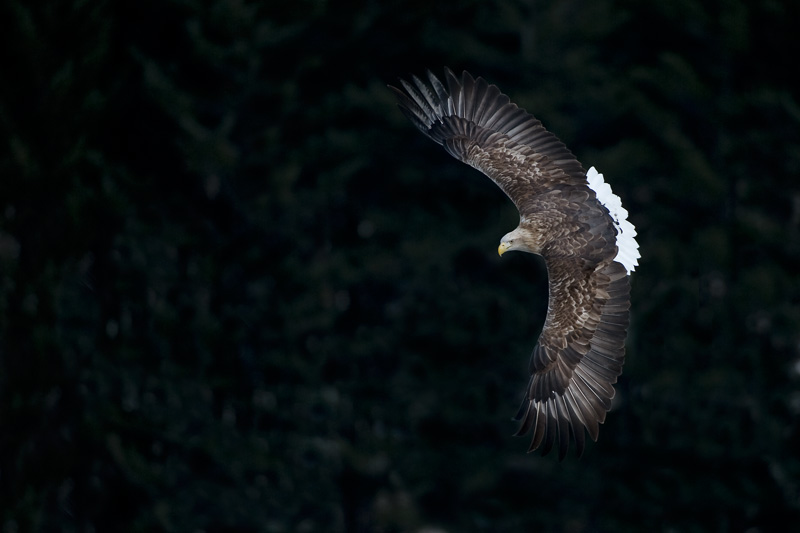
left=388, top=68, right=588, bottom=213
left=514, top=258, right=630, bottom=460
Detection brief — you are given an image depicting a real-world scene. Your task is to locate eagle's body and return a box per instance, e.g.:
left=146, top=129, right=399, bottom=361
left=390, top=68, right=640, bottom=459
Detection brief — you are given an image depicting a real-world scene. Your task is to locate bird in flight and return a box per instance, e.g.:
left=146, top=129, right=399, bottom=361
left=389, top=68, right=639, bottom=459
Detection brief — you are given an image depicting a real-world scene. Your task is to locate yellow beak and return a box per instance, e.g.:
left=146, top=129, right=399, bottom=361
left=498, top=242, right=510, bottom=256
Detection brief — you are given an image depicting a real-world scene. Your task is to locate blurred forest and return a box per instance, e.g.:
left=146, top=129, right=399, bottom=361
left=2, top=0, right=800, bottom=531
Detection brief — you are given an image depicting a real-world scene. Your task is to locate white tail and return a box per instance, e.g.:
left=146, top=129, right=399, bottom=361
left=586, top=167, right=640, bottom=274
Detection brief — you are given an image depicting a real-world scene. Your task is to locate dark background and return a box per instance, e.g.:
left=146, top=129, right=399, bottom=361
left=2, top=0, right=799, bottom=531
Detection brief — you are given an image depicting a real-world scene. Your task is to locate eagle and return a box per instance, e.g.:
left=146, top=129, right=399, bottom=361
left=389, top=68, right=640, bottom=459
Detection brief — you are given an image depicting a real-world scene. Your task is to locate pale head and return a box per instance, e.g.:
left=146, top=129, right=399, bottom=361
left=498, top=227, right=538, bottom=256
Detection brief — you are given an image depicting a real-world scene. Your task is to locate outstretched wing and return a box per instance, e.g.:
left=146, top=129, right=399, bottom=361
left=389, top=68, right=590, bottom=213
left=390, top=68, right=635, bottom=459
left=514, top=258, right=630, bottom=460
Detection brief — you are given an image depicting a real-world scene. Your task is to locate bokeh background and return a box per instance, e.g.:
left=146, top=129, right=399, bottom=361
left=2, top=0, right=800, bottom=531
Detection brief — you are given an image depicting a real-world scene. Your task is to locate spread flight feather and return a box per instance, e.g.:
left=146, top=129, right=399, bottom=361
left=390, top=68, right=640, bottom=459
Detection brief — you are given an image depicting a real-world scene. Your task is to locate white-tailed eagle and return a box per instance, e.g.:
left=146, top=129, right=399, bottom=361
left=390, top=68, right=640, bottom=459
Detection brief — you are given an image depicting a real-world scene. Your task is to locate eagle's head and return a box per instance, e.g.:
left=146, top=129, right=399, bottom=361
left=498, top=227, right=540, bottom=256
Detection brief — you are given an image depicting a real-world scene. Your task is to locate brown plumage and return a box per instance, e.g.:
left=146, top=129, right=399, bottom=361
left=389, top=68, right=639, bottom=459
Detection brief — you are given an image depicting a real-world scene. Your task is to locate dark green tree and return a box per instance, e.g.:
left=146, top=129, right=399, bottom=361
left=1, top=0, right=798, bottom=531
